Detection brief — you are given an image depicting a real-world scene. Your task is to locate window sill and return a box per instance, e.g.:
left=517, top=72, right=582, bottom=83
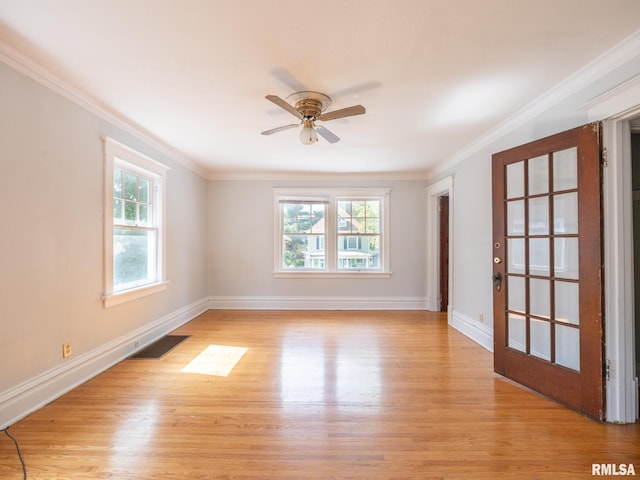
left=273, top=271, right=391, bottom=279
left=102, top=280, right=169, bottom=308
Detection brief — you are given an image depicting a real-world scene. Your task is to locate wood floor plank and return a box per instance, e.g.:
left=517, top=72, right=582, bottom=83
left=1, top=310, right=638, bottom=479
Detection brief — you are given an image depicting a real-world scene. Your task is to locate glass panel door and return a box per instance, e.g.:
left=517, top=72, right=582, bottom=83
left=492, top=123, right=604, bottom=420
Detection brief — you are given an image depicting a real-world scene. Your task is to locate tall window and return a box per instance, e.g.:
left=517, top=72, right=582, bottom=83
left=274, top=188, right=390, bottom=277
left=103, top=138, right=168, bottom=307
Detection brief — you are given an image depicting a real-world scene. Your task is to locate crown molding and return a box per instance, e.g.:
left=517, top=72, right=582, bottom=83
left=427, top=28, right=640, bottom=179
left=207, top=169, right=430, bottom=181
left=0, top=39, right=210, bottom=179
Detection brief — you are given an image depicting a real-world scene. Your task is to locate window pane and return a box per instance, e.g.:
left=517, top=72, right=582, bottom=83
left=555, top=324, right=580, bottom=371
left=124, top=172, right=138, bottom=201
left=365, top=217, right=380, bottom=234
left=310, top=204, right=325, bottom=233
left=553, top=147, right=577, bottom=192
left=553, top=192, right=578, bottom=234
left=508, top=313, right=526, bottom=352
left=113, top=228, right=155, bottom=290
left=282, top=235, right=325, bottom=269
left=529, top=197, right=549, bottom=235
left=338, top=235, right=380, bottom=270
left=530, top=319, right=551, bottom=361
left=506, top=161, right=524, bottom=199
left=139, top=177, right=150, bottom=204
left=139, top=204, right=150, bottom=226
left=507, top=200, right=524, bottom=235
left=555, top=281, right=579, bottom=325
left=530, top=278, right=550, bottom=319
left=113, top=198, right=123, bottom=222
left=528, top=155, right=549, bottom=195
left=508, top=275, right=525, bottom=313
left=124, top=200, right=137, bottom=225
left=529, top=238, right=550, bottom=276
left=113, top=168, right=123, bottom=198
left=554, top=237, right=579, bottom=279
left=507, top=238, right=525, bottom=274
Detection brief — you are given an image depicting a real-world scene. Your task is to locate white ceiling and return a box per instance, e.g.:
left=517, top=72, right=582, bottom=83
left=1, top=0, right=640, bottom=178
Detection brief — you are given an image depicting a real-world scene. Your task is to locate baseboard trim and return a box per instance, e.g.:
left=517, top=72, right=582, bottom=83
left=0, top=297, right=208, bottom=429
left=450, top=310, right=494, bottom=352
left=208, top=295, right=428, bottom=310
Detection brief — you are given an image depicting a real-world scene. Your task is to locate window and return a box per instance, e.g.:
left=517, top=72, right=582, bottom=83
left=280, top=200, right=327, bottom=270
left=102, top=137, right=168, bottom=307
left=274, top=188, right=390, bottom=277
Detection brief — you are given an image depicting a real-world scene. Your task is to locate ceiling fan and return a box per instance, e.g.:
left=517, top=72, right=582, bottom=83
left=261, top=91, right=365, bottom=144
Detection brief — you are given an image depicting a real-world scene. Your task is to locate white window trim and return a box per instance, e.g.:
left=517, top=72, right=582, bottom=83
left=273, top=188, right=391, bottom=278
left=102, top=137, right=169, bottom=307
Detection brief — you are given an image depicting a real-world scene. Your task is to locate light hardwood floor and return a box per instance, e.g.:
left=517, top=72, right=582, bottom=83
left=1, top=310, right=639, bottom=479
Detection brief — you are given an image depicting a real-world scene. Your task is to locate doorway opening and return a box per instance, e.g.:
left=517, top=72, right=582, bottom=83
left=439, top=195, right=449, bottom=312
left=425, top=176, right=453, bottom=318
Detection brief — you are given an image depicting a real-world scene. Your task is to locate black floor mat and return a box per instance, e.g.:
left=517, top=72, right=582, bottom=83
left=130, top=335, right=190, bottom=359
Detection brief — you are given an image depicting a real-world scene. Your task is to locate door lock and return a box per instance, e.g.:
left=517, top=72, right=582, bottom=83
left=493, top=272, right=502, bottom=291
left=494, top=257, right=502, bottom=264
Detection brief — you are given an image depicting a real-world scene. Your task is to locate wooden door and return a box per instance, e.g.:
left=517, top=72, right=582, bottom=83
left=492, top=123, right=604, bottom=420
left=439, top=195, right=449, bottom=312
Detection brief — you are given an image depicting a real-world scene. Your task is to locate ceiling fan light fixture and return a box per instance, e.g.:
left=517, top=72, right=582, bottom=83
left=299, top=120, right=318, bottom=145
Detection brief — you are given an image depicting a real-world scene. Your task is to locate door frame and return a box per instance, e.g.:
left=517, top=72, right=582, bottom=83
left=603, top=112, right=640, bottom=423
left=586, top=77, right=640, bottom=423
left=426, top=176, right=453, bottom=320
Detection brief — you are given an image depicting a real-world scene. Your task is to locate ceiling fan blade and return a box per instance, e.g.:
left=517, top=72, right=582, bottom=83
left=316, top=126, right=340, bottom=144
left=261, top=123, right=300, bottom=135
left=265, top=95, right=303, bottom=120
left=318, top=105, right=365, bottom=122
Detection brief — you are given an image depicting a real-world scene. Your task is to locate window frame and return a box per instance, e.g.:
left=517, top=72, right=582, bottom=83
left=102, top=137, right=169, bottom=307
left=273, top=188, right=391, bottom=278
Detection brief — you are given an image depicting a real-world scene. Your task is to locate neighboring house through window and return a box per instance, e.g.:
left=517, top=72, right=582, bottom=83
left=102, top=137, right=169, bottom=307
left=274, top=188, right=391, bottom=277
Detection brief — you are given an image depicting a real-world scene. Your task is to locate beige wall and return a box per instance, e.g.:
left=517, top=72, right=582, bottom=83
left=0, top=63, right=209, bottom=427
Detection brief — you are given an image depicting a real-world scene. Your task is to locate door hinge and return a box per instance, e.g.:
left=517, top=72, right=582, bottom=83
left=604, top=359, right=611, bottom=382
left=602, top=147, right=608, bottom=167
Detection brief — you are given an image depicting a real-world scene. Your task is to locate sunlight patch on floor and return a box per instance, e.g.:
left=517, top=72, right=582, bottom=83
left=181, top=345, right=248, bottom=376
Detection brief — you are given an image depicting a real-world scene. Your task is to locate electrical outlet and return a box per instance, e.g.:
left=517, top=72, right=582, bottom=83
left=62, top=343, right=72, bottom=358
left=479, top=313, right=484, bottom=323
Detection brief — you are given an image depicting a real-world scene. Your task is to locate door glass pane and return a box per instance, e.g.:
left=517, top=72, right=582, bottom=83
left=555, top=324, right=580, bottom=371
left=507, top=238, right=525, bottom=274
left=508, top=314, right=526, bottom=352
left=553, top=147, right=577, bottom=191
left=529, top=197, right=549, bottom=235
left=553, top=192, right=578, bottom=234
left=530, top=319, right=551, bottom=361
left=555, top=281, right=579, bottom=325
left=507, top=200, right=525, bottom=235
left=506, top=161, right=524, bottom=199
left=508, top=276, right=525, bottom=313
left=554, top=237, right=579, bottom=279
left=529, top=238, right=550, bottom=276
left=528, top=155, right=549, bottom=195
left=530, top=278, right=550, bottom=318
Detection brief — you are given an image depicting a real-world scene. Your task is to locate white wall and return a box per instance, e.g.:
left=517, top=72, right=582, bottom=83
left=208, top=178, right=428, bottom=308
left=0, top=62, right=209, bottom=428
left=437, top=44, right=640, bottom=351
